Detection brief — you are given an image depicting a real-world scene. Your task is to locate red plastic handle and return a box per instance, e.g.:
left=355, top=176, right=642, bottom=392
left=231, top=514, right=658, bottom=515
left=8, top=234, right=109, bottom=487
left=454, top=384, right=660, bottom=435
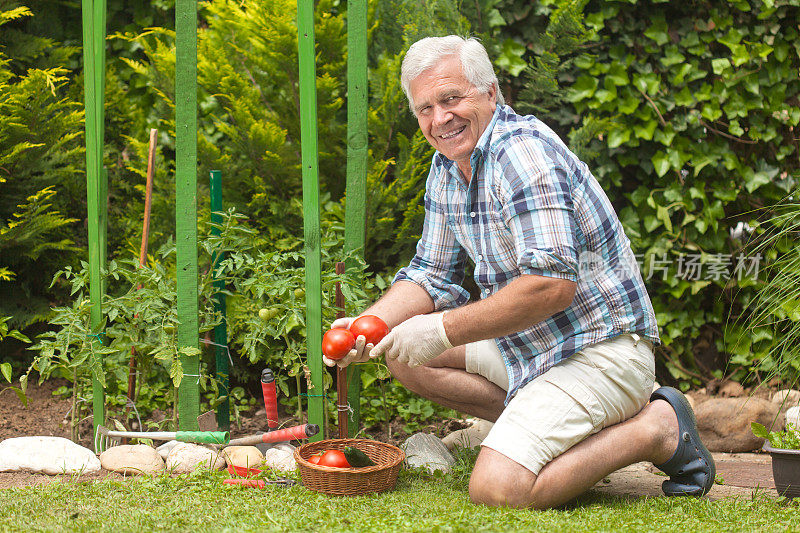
left=260, top=369, right=279, bottom=430
left=223, top=478, right=265, bottom=489
left=260, top=423, right=319, bottom=443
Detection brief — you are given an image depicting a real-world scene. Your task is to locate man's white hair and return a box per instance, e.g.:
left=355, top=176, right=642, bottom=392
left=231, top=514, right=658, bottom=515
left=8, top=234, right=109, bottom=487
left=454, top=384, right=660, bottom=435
left=401, top=35, right=505, bottom=114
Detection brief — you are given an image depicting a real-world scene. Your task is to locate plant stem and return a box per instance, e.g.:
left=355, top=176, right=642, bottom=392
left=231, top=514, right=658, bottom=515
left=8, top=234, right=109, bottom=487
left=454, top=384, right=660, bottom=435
left=173, top=386, right=179, bottom=430
left=295, top=373, right=304, bottom=422
left=380, top=379, right=391, bottom=440
left=71, top=372, right=78, bottom=442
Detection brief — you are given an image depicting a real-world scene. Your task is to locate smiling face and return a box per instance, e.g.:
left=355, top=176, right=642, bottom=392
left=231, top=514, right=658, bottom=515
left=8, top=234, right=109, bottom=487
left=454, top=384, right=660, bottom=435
left=409, top=55, right=497, bottom=179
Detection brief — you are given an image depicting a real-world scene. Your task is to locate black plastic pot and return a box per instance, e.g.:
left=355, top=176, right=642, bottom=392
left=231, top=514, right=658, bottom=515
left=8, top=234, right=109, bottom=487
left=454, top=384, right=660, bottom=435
left=763, top=443, right=800, bottom=498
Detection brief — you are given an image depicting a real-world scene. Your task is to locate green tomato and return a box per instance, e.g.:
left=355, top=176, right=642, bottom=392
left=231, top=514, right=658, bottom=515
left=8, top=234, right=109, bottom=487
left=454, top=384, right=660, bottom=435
left=294, top=288, right=305, bottom=299
left=259, top=308, right=279, bottom=322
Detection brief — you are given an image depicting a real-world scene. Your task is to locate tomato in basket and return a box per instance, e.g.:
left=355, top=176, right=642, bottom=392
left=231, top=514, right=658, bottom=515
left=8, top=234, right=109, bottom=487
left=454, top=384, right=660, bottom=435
left=317, top=449, right=351, bottom=468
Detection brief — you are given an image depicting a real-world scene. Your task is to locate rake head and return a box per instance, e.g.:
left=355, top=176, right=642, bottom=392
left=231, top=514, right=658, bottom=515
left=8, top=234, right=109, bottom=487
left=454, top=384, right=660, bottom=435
left=94, top=425, right=121, bottom=453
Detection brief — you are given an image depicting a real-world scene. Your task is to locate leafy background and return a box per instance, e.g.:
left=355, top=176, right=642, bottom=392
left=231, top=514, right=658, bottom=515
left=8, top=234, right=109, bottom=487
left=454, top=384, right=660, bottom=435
left=1, top=0, right=798, bottom=434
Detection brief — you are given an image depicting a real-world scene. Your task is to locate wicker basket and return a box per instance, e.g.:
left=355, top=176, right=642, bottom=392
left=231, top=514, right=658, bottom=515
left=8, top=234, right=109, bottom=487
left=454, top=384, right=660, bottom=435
left=295, top=438, right=404, bottom=496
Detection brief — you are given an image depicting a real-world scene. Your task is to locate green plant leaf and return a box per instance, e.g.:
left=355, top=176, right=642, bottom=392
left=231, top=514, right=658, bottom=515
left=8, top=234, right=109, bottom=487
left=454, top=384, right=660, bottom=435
left=652, top=151, right=670, bottom=177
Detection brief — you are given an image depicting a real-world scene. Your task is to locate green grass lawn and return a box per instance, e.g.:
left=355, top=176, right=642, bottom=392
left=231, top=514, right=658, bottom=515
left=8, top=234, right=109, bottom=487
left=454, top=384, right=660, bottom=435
left=2, top=465, right=798, bottom=532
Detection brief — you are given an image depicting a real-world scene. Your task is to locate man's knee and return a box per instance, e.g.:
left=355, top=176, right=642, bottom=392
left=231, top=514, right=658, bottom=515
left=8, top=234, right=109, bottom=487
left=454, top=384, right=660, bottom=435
left=469, top=448, right=538, bottom=509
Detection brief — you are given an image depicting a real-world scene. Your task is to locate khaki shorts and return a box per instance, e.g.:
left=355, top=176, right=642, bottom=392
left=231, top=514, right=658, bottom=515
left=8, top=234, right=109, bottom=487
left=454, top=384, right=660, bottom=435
left=466, top=334, right=655, bottom=475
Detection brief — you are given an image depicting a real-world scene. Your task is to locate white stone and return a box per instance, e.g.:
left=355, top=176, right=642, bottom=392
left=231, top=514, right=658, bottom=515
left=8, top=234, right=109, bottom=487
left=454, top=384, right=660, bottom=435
left=222, top=446, right=264, bottom=469
left=402, top=433, right=455, bottom=474
left=156, top=440, right=179, bottom=459
left=0, top=436, right=101, bottom=475
left=166, top=442, right=226, bottom=473
left=263, top=446, right=296, bottom=472
left=442, top=419, right=494, bottom=450
left=100, top=444, right=164, bottom=475
left=772, top=389, right=800, bottom=406
left=786, top=406, right=800, bottom=431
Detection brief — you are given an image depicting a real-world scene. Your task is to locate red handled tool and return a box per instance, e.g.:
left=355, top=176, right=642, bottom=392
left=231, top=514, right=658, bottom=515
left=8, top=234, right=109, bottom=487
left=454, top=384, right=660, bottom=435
left=260, top=368, right=279, bottom=431
left=223, top=478, right=295, bottom=488
left=224, top=479, right=266, bottom=488
left=226, top=423, right=319, bottom=446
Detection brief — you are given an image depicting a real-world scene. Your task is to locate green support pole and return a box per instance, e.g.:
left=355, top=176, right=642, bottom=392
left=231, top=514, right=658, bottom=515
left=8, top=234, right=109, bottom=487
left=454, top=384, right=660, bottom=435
left=80, top=0, right=107, bottom=445
left=344, top=0, right=368, bottom=437
left=99, top=167, right=108, bottom=296
left=176, top=0, right=200, bottom=430
left=210, top=170, right=230, bottom=430
left=297, top=0, right=324, bottom=441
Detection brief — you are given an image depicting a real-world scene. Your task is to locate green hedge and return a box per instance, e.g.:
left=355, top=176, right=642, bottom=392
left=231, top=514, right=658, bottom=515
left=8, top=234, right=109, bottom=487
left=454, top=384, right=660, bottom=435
left=556, top=0, right=799, bottom=385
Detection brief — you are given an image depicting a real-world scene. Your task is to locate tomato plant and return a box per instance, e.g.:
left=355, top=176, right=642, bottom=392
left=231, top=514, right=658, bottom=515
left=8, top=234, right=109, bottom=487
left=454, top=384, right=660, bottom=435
left=350, top=315, right=389, bottom=346
left=317, top=449, right=350, bottom=468
left=322, top=329, right=355, bottom=360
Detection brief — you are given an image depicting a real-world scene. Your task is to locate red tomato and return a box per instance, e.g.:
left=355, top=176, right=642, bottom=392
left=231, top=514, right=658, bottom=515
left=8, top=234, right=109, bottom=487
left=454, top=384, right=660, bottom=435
left=308, top=454, right=322, bottom=465
left=350, top=315, right=389, bottom=346
left=317, top=449, right=350, bottom=468
left=322, top=329, right=356, bottom=360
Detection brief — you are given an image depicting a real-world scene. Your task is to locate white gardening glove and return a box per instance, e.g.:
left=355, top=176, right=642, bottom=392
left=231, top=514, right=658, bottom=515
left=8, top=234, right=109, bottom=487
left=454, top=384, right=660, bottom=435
left=371, top=312, right=452, bottom=367
left=322, top=317, right=374, bottom=368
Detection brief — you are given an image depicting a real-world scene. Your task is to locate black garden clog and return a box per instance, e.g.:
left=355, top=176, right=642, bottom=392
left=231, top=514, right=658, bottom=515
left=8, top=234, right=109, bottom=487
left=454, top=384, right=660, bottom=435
left=651, top=386, right=716, bottom=497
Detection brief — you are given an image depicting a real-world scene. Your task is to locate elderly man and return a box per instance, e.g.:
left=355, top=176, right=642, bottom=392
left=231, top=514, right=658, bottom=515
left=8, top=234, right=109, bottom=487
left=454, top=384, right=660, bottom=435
left=324, top=35, right=714, bottom=509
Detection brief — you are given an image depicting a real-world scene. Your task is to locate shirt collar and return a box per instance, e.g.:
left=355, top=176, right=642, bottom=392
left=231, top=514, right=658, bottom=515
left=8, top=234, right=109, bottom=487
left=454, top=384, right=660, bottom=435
left=470, top=104, right=502, bottom=164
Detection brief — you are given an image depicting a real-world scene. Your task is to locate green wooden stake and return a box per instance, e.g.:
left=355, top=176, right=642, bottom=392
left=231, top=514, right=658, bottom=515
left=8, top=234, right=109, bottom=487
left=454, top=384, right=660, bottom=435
left=297, top=0, right=324, bottom=441
left=345, top=0, right=368, bottom=437
left=80, top=0, right=107, bottom=443
left=176, top=0, right=200, bottom=430
left=210, top=170, right=230, bottom=430
left=99, top=167, right=108, bottom=296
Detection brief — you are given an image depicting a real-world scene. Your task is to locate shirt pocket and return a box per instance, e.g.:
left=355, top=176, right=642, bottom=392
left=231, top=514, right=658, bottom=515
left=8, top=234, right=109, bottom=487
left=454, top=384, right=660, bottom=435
left=447, top=212, right=474, bottom=257
left=484, top=211, right=516, bottom=264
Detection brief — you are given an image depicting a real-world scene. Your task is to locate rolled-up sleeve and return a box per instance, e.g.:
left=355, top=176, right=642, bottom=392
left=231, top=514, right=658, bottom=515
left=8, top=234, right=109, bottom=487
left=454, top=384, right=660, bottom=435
left=393, top=188, right=471, bottom=310
left=496, top=137, right=579, bottom=282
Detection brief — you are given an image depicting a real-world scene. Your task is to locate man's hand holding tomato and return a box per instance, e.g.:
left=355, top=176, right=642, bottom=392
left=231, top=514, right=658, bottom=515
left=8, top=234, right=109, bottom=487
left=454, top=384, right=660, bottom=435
left=370, top=312, right=452, bottom=367
left=322, top=312, right=453, bottom=369
left=322, top=315, right=390, bottom=368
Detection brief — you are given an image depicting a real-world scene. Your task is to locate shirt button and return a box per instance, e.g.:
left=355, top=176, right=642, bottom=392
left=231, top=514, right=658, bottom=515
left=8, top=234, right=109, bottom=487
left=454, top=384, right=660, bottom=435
left=470, top=211, right=476, bottom=218
left=484, top=289, right=490, bottom=294
left=477, top=254, right=483, bottom=261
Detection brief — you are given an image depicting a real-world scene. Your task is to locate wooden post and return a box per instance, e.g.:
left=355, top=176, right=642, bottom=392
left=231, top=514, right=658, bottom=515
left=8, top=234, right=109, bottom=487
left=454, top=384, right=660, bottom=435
left=80, top=0, right=107, bottom=444
left=175, top=0, right=200, bottom=430
left=297, top=0, right=324, bottom=441
left=345, top=0, right=368, bottom=436
left=335, top=262, right=347, bottom=438
left=210, top=170, right=230, bottom=430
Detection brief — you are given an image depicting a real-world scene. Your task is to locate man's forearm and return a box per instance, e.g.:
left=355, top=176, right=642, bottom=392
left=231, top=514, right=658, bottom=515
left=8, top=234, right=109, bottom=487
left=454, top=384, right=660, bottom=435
left=362, top=280, right=435, bottom=329
left=443, top=275, right=576, bottom=347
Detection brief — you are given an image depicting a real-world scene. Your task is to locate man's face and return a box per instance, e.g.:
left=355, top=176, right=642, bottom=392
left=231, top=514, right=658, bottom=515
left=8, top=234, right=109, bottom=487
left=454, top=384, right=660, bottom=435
left=409, top=55, right=497, bottom=174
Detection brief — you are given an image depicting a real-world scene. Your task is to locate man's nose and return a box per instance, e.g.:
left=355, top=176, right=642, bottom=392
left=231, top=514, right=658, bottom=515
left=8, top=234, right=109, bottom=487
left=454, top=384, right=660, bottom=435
left=432, top=105, right=452, bottom=125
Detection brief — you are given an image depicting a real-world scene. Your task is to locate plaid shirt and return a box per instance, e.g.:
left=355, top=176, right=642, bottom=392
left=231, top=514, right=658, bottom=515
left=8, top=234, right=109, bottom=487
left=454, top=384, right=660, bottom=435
left=394, top=105, right=660, bottom=402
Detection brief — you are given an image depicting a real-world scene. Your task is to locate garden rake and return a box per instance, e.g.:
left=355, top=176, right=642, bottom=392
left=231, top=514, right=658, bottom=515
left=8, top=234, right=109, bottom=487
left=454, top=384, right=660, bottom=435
left=95, top=425, right=229, bottom=453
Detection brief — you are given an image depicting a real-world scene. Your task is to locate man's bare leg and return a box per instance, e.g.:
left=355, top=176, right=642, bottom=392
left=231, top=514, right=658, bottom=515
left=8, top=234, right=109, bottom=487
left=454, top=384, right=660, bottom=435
left=468, top=399, right=680, bottom=509
left=385, top=346, right=506, bottom=422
